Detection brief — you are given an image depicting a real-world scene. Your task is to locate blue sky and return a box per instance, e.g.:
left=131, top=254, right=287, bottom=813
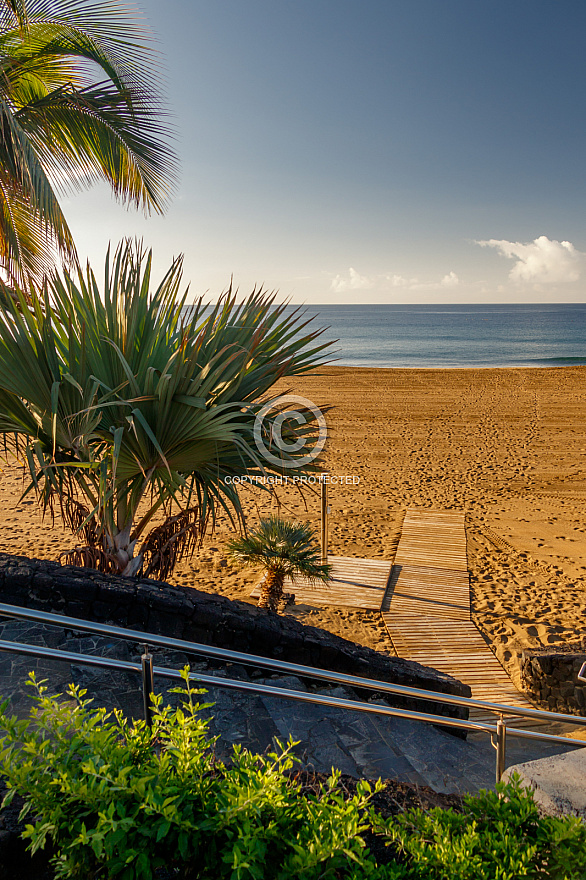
left=63, top=0, right=586, bottom=303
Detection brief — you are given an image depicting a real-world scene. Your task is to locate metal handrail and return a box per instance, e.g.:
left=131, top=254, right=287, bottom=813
left=0, top=638, right=493, bottom=734
left=1, top=601, right=585, bottom=728
left=0, top=601, right=584, bottom=784
left=0, top=636, right=584, bottom=783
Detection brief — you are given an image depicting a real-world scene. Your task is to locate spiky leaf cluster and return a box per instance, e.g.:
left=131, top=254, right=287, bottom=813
left=0, top=240, right=333, bottom=575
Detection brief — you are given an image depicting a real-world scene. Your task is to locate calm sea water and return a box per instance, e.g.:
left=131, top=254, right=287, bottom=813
left=301, top=304, right=586, bottom=369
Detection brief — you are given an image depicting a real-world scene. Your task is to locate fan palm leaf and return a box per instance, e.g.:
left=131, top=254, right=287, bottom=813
left=226, top=516, right=332, bottom=612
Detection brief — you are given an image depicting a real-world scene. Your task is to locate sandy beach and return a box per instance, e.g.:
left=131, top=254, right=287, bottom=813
left=1, top=365, right=586, bottom=683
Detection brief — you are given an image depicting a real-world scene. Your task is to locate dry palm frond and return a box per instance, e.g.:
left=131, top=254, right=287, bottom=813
left=140, top=507, right=201, bottom=581
left=59, top=545, right=118, bottom=573
left=61, top=497, right=100, bottom=547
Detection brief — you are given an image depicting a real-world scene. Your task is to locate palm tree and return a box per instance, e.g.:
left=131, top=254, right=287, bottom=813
left=0, top=0, right=177, bottom=286
left=226, top=516, right=332, bottom=612
left=0, top=241, right=332, bottom=578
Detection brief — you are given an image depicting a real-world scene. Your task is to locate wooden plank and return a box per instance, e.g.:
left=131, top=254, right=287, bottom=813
left=385, top=565, right=471, bottom=617
left=250, top=554, right=392, bottom=610
left=383, top=509, right=538, bottom=715
left=384, top=615, right=536, bottom=712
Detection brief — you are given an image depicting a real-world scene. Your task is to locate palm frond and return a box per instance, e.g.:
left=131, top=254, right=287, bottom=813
left=1, top=1, right=161, bottom=92
left=0, top=96, right=75, bottom=252
left=16, top=81, right=176, bottom=211
left=0, top=1, right=28, bottom=32
left=226, top=516, right=332, bottom=582
left=0, top=0, right=178, bottom=282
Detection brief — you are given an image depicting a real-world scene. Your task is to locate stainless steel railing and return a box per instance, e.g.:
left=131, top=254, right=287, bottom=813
left=0, top=601, right=584, bottom=783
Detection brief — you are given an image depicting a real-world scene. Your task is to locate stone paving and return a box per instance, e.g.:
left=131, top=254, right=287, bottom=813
left=0, top=619, right=579, bottom=796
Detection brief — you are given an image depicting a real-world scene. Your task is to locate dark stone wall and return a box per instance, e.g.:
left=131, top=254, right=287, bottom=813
left=0, top=553, right=471, bottom=721
left=520, top=647, right=586, bottom=716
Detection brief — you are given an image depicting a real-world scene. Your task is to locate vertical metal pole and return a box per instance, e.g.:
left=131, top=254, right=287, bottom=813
left=141, top=644, right=154, bottom=728
left=321, top=477, right=327, bottom=563
left=496, top=715, right=506, bottom=783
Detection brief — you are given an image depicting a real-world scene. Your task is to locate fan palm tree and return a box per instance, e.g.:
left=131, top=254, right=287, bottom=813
left=0, top=0, right=177, bottom=286
left=0, top=241, right=332, bottom=578
left=226, top=516, right=332, bottom=612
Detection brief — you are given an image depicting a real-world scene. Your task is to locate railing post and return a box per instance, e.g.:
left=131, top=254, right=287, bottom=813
left=495, top=715, right=506, bottom=783
left=320, top=475, right=329, bottom=564
left=141, top=644, right=155, bottom=728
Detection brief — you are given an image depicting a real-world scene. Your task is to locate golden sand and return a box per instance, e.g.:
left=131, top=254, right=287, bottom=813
left=1, top=365, right=586, bottom=683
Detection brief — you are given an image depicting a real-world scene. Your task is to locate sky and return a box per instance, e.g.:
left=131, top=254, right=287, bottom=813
left=61, top=0, right=586, bottom=304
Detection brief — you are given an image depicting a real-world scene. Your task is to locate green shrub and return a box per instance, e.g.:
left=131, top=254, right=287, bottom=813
left=0, top=671, right=383, bottom=879
left=0, top=673, right=584, bottom=880
left=372, top=774, right=586, bottom=879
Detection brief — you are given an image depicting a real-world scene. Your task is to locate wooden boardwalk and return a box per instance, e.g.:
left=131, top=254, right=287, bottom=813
left=248, top=507, right=538, bottom=725
left=382, top=509, right=537, bottom=724
left=251, top=555, right=392, bottom=610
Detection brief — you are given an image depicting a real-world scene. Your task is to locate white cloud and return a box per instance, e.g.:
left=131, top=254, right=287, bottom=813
left=330, top=269, right=460, bottom=293
left=330, top=267, right=374, bottom=292
left=385, top=274, right=408, bottom=287
left=476, top=235, right=583, bottom=284
left=440, top=271, right=459, bottom=288
left=408, top=273, right=460, bottom=291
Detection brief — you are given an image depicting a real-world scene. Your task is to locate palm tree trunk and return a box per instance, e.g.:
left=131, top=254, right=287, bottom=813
left=107, top=524, right=141, bottom=576
left=258, top=569, right=285, bottom=611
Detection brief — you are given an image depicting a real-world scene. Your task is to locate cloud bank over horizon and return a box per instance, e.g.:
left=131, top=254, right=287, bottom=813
left=330, top=268, right=460, bottom=293
left=330, top=267, right=374, bottom=292
left=476, top=236, right=584, bottom=284
left=326, top=236, right=585, bottom=301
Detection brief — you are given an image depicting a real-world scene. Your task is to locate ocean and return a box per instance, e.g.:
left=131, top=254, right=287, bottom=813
left=301, top=303, right=586, bottom=369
